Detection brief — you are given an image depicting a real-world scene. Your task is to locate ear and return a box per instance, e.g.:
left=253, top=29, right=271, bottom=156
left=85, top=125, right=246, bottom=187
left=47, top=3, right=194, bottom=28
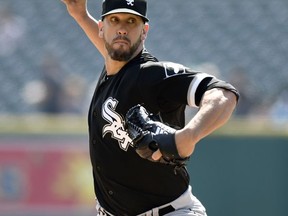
left=98, top=21, right=104, bottom=38
left=141, top=23, right=149, bottom=40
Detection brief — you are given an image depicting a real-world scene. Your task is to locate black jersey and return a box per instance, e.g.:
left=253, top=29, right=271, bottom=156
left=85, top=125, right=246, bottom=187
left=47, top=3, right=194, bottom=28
left=88, top=50, right=239, bottom=215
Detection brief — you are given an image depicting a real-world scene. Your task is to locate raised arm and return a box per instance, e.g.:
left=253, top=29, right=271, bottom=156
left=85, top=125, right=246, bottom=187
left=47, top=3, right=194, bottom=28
left=61, top=0, right=106, bottom=57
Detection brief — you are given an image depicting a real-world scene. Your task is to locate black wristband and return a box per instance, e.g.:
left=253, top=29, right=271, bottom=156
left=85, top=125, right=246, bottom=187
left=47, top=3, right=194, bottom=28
left=154, top=132, right=182, bottom=160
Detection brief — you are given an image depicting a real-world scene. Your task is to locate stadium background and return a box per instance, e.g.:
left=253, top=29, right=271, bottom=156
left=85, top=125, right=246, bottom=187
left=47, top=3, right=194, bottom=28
left=0, top=0, right=287, bottom=215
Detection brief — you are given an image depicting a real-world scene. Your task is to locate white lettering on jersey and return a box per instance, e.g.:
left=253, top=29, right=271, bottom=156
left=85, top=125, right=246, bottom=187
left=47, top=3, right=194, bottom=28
left=163, top=62, right=186, bottom=78
left=126, top=0, right=134, bottom=6
left=155, top=127, right=167, bottom=134
left=102, top=97, right=133, bottom=151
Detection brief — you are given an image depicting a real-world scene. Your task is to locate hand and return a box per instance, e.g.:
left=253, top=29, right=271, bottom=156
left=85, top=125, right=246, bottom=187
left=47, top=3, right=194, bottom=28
left=125, top=104, right=189, bottom=166
left=61, top=0, right=88, bottom=20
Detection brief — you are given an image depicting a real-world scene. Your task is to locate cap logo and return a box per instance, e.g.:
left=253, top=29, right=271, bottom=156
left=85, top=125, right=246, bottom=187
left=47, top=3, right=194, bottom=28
left=102, top=0, right=148, bottom=22
left=126, top=0, right=134, bottom=6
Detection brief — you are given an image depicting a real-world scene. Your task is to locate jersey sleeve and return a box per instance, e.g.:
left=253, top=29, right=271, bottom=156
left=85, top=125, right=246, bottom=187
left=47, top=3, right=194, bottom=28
left=187, top=73, right=240, bottom=107
left=138, top=61, right=239, bottom=110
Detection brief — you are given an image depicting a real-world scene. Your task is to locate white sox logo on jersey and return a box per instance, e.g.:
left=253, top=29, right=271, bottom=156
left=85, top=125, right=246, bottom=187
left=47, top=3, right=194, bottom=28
left=102, top=97, right=133, bottom=151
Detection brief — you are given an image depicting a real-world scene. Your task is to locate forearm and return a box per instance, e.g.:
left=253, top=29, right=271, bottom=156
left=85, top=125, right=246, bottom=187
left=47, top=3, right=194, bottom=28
left=176, top=88, right=237, bottom=157
left=73, top=13, right=105, bottom=55
left=62, top=0, right=105, bottom=56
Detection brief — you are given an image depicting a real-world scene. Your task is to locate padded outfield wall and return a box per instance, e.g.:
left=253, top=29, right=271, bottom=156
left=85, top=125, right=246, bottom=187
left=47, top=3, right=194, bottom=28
left=188, top=135, right=288, bottom=216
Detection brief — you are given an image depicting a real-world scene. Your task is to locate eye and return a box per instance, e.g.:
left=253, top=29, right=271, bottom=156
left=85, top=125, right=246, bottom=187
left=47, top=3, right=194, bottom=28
left=127, top=18, right=136, bottom=24
left=110, top=16, right=119, bottom=23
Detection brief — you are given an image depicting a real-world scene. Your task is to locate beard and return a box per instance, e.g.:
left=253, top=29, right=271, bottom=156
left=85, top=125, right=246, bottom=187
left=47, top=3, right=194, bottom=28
left=104, top=35, right=142, bottom=61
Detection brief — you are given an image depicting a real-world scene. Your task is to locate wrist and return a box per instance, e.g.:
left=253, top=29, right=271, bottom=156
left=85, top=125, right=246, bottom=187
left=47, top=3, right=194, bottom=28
left=71, top=10, right=89, bottom=22
left=175, top=128, right=198, bottom=157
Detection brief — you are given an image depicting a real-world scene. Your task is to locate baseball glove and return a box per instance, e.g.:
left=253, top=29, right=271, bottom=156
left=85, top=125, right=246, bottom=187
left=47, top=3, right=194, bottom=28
left=125, top=104, right=188, bottom=166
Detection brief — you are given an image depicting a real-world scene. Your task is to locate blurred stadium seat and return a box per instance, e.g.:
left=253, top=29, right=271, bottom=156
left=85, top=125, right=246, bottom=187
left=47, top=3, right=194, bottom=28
left=0, top=0, right=287, bottom=117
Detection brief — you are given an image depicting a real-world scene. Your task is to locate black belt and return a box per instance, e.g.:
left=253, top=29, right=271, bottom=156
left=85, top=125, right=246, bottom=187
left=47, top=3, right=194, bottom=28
left=99, top=204, right=175, bottom=216
left=158, top=205, right=175, bottom=216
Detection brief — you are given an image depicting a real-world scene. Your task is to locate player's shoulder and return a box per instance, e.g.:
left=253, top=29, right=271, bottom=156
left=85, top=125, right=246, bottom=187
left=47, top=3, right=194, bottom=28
left=138, top=50, right=197, bottom=75
left=141, top=61, right=163, bottom=71
left=141, top=60, right=196, bottom=76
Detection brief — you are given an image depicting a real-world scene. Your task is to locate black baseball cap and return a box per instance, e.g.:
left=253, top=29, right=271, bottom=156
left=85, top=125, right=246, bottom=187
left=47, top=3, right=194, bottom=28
left=101, top=0, right=149, bottom=22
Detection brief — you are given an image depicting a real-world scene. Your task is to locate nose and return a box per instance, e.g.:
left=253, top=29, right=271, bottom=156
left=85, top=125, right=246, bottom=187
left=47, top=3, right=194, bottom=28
left=117, top=25, right=128, bottom=35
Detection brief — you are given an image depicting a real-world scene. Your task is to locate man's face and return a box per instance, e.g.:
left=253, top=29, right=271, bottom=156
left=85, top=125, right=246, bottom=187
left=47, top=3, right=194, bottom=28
left=99, top=13, right=148, bottom=61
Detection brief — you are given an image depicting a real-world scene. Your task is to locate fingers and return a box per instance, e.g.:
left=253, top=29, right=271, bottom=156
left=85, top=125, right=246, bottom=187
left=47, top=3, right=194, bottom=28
left=151, top=149, right=162, bottom=161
